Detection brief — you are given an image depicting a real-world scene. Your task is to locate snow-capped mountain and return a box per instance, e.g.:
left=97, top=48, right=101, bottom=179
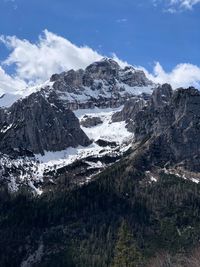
left=2, top=58, right=200, bottom=267
left=0, top=58, right=156, bottom=194
left=3, top=58, right=200, bottom=195
left=0, top=58, right=153, bottom=108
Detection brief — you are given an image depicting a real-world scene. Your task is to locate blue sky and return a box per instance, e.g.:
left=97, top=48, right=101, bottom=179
left=0, top=0, right=200, bottom=91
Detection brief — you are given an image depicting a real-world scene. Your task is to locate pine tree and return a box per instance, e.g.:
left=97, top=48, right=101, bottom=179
left=112, top=220, right=143, bottom=267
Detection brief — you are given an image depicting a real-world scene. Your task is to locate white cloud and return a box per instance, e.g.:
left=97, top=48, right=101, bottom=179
left=171, top=0, right=200, bottom=9
left=0, top=66, right=27, bottom=95
left=154, top=0, right=200, bottom=11
left=0, top=29, right=102, bottom=84
left=142, top=62, right=200, bottom=89
left=116, top=18, right=128, bottom=23
left=111, top=53, right=129, bottom=68
left=0, top=30, right=131, bottom=94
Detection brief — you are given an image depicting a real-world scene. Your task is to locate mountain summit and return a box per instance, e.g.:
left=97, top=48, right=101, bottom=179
left=0, top=58, right=155, bottom=194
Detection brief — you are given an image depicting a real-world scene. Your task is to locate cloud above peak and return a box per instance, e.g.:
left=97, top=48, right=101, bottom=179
left=144, top=62, right=200, bottom=89
left=0, top=66, right=26, bottom=94
left=0, top=30, right=102, bottom=84
left=0, top=30, right=200, bottom=95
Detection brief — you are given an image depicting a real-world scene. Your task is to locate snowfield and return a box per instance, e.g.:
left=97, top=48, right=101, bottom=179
left=0, top=106, right=133, bottom=195
left=35, top=106, right=133, bottom=178
left=75, top=106, right=133, bottom=143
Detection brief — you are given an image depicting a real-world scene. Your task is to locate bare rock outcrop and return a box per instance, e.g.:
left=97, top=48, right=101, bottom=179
left=130, top=84, right=200, bottom=172
left=0, top=92, right=91, bottom=156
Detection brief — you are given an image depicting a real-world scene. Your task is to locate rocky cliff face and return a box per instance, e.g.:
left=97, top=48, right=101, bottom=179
left=0, top=92, right=90, bottom=156
left=112, top=97, right=147, bottom=132
left=128, top=84, right=200, bottom=173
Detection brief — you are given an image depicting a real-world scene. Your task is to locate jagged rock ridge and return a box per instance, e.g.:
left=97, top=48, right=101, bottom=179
left=122, top=84, right=200, bottom=173
left=48, top=58, right=154, bottom=110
